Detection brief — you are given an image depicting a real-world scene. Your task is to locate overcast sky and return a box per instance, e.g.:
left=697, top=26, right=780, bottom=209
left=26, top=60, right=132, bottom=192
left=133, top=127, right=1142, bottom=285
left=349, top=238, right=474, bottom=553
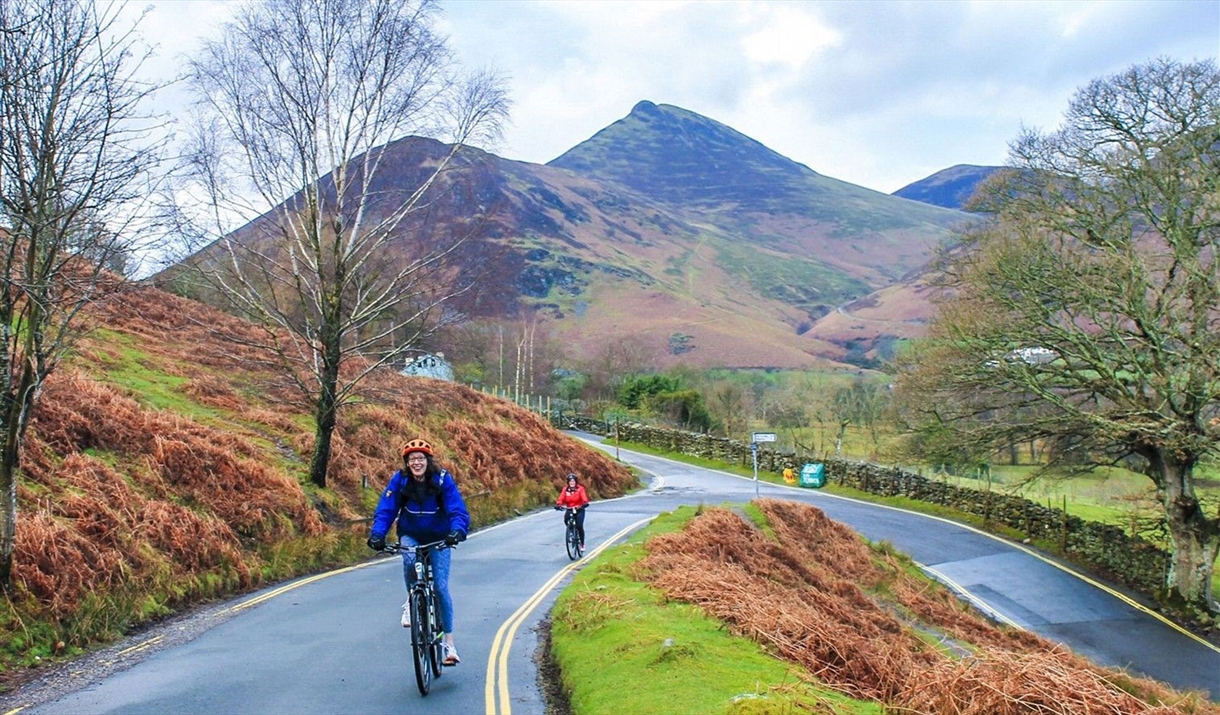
left=134, top=0, right=1218, bottom=194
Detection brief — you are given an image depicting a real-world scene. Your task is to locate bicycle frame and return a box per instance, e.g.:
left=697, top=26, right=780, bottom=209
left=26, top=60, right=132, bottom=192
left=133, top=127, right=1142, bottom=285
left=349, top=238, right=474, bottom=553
left=382, top=539, right=452, bottom=695
left=562, top=507, right=583, bottom=561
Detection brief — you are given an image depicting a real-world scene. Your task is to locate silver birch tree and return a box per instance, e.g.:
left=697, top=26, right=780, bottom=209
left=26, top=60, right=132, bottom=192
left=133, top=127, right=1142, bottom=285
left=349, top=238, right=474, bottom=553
left=177, top=0, right=507, bottom=488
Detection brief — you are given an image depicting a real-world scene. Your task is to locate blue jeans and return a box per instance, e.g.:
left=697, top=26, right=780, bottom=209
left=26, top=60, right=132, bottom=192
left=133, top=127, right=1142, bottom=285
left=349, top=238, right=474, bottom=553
left=399, top=535, right=455, bottom=634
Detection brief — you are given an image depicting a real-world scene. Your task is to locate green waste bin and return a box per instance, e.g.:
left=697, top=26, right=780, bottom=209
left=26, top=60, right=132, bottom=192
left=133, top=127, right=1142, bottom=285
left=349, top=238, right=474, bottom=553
left=799, top=463, right=825, bottom=488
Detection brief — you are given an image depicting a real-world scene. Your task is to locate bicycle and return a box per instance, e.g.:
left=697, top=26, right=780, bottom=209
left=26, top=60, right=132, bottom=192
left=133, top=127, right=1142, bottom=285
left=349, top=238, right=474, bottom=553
left=381, top=539, right=453, bottom=695
left=561, top=506, right=584, bottom=560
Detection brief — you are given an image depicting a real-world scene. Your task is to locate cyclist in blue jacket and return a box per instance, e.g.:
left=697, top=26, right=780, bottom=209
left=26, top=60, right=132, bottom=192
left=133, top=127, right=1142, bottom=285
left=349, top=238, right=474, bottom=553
left=368, top=438, right=470, bottom=665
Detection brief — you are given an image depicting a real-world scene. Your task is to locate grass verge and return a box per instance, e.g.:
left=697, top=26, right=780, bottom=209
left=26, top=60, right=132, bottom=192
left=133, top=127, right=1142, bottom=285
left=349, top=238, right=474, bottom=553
left=549, top=506, right=883, bottom=715
left=552, top=500, right=1218, bottom=715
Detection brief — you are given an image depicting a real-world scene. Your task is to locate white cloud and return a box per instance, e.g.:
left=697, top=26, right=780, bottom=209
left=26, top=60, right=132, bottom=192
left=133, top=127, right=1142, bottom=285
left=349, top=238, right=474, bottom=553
left=128, top=0, right=1220, bottom=193
left=740, top=5, right=841, bottom=69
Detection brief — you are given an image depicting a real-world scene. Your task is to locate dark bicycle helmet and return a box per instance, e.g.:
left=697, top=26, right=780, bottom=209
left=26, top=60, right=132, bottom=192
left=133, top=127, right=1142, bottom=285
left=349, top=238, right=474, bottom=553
left=401, top=438, right=434, bottom=458
left=566, top=473, right=578, bottom=483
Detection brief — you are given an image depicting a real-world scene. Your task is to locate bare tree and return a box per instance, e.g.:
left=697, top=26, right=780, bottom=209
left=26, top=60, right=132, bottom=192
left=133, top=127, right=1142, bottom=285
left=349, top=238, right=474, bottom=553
left=709, top=382, right=747, bottom=439
left=830, top=379, right=888, bottom=455
left=0, top=0, right=163, bottom=587
left=175, top=0, right=507, bottom=487
left=894, top=58, right=1220, bottom=613
left=580, top=336, right=657, bottom=403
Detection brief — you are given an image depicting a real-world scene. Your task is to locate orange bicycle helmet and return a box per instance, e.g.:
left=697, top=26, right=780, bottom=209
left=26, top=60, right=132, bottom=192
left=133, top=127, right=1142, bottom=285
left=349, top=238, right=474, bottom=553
left=401, top=438, right=434, bottom=458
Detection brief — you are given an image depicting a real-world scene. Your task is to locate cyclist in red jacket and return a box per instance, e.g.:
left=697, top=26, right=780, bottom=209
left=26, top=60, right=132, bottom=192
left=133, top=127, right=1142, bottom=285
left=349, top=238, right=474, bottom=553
left=554, top=473, right=590, bottom=550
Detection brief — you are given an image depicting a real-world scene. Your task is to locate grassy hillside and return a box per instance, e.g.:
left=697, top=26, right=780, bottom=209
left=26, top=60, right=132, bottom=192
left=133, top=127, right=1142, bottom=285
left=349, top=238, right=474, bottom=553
left=0, top=286, right=635, bottom=677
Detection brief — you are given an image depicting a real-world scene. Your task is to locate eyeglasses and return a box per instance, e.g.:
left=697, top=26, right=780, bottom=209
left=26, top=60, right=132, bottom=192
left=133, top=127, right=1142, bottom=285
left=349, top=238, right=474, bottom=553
left=406, top=455, right=428, bottom=463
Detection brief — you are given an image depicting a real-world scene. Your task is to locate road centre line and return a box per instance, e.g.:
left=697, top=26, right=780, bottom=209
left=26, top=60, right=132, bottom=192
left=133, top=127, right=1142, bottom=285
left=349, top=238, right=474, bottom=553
left=116, top=635, right=163, bottom=656
left=591, top=442, right=1220, bottom=653
left=484, top=517, right=652, bottom=715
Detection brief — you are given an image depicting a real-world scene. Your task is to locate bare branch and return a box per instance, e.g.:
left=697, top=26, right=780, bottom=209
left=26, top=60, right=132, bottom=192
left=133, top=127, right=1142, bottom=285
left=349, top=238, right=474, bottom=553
left=0, top=0, right=167, bottom=587
left=895, top=58, right=1220, bottom=613
left=169, top=0, right=508, bottom=488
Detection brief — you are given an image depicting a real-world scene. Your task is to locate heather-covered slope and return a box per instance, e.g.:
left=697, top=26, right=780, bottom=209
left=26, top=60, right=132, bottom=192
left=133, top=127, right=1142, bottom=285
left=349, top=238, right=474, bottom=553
left=2, top=286, right=634, bottom=671
left=166, top=103, right=975, bottom=370
left=550, top=101, right=969, bottom=283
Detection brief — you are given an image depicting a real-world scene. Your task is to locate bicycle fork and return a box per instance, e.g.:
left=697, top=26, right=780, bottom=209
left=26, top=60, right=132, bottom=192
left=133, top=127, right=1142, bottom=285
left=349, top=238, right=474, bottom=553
left=415, top=561, right=443, bottom=642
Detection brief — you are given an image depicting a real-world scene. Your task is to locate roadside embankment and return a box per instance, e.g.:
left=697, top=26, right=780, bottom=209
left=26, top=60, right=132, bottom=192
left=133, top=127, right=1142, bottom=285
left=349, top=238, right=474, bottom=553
left=550, top=500, right=1218, bottom=715
left=564, top=418, right=1211, bottom=637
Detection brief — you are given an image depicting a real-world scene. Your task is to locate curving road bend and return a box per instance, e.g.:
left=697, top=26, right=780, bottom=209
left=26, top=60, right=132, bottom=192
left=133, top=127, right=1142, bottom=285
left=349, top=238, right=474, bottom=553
left=3, top=436, right=1217, bottom=714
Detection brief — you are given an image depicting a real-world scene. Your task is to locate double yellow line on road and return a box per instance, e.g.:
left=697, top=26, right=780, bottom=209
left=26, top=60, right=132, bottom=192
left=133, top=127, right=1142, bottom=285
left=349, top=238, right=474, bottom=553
left=484, top=518, right=650, bottom=715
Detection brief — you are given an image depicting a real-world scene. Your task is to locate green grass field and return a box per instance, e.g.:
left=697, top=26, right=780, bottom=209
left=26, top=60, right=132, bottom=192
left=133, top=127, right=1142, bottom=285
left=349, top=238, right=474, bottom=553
left=762, top=420, right=1219, bottom=533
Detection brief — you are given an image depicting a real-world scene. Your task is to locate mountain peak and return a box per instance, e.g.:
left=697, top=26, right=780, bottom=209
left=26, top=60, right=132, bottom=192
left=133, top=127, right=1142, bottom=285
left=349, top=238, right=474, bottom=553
left=892, top=164, right=1005, bottom=211
left=549, top=102, right=815, bottom=206
left=630, top=99, right=659, bottom=115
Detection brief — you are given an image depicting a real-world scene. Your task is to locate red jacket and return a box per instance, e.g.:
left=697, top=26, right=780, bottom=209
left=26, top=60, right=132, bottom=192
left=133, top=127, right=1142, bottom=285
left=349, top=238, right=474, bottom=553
left=556, top=484, right=589, bottom=509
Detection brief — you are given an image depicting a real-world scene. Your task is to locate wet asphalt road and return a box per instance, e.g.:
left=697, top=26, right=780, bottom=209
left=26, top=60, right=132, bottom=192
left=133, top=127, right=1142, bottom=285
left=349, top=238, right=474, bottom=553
left=3, top=436, right=1216, bottom=714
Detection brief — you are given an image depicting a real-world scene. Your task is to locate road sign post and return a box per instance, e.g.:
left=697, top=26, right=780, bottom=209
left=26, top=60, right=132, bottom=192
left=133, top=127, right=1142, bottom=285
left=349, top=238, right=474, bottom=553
left=749, top=433, right=775, bottom=498
left=750, top=441, right=759, bottom=497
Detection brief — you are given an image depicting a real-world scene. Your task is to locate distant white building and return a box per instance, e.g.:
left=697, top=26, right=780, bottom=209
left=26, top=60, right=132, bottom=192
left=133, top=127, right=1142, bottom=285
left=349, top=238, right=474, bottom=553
left=401, top=352, right=454, bottom=381
left=984, top=346, right=1059, bottom=369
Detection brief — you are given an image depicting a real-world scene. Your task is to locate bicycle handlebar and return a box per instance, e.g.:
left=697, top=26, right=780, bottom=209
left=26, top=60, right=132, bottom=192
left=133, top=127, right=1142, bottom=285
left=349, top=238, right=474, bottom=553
left=378, top=539, right=452, bottom=554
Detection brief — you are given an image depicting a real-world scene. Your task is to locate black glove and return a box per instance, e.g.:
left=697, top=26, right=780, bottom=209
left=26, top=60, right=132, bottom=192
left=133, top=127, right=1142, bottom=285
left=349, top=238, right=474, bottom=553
left=554, top=505, right=563, bottom=511
left=367, top=534, right=386, bottom=551
left=445, top=530, right=465, bottom=546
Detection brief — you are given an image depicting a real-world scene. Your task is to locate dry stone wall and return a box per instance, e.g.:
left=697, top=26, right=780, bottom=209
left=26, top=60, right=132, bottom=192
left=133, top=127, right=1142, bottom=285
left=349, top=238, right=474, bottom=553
left=566, top=418, right=1169, bottom=600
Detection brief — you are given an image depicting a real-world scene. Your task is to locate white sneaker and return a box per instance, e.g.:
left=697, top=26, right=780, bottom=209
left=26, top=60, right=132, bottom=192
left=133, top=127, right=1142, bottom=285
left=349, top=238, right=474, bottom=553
left=400, top=601, right=411, bottom=628
left=442, top=642, right=460, bottom=665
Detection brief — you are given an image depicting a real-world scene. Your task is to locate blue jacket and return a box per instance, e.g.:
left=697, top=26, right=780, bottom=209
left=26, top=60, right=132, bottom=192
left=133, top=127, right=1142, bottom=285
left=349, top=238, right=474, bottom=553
left=371, top=469, right=471, bottom=543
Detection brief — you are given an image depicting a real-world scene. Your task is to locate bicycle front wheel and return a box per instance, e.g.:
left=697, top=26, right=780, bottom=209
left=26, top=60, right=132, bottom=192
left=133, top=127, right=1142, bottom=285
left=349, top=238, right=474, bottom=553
left=410, top=590, right=432, bottom=695
left=428, top=589, right=443, bottom=678
left=566, top=523, right=580, bottom=560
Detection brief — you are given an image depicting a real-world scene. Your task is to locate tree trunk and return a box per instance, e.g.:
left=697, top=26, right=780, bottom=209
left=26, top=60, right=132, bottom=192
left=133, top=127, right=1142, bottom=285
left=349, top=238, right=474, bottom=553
left=1165, top=523, right=1219, bottom=612
left=1155, top=453, right=1219, bottom=613
left=309, top=352, right=341, bottom=488
left=309, top=393, right=337, bottom=489
left=835, top=419, right=849, bottom=455
left=0, top=443, right=16, bottom=590
left=0, top=366, right=36, bottom=590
